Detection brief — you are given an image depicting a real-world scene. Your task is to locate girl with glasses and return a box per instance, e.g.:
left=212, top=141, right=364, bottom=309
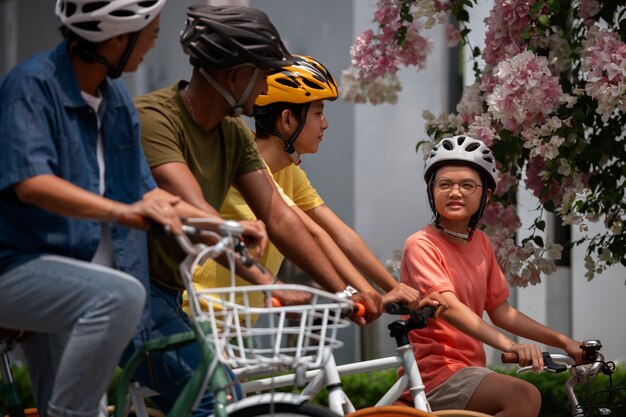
left=398, top=135, right=582, bottom=417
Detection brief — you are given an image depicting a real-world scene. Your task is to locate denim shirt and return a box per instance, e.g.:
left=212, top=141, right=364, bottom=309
left=0, top=41, right=156, bottom=330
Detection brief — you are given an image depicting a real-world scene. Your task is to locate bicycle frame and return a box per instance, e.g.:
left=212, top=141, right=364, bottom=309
left=114, top=224, right=245, bottom=417
left=115, top=221, right=350, bottom=417
left=241, top=314, right=433, bottom=415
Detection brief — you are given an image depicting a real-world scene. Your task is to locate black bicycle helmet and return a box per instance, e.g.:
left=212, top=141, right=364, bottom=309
left=180, top=5, right=294, bottom=71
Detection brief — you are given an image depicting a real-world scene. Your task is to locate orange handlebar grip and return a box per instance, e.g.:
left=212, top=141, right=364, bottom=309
left=352, top=302, right=366, bottom=317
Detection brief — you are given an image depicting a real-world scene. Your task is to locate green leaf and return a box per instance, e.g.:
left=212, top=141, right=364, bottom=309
left=536, top=220, right=546, bottom=231
left=547, top=0, right=560, bottom=14
left=530, top=0, right=545, bottom=17
left=533, top=235, right=545, bottom=247
left=537, top=14, right=551, bottom=28
left=520, top=24, right=533, bottom=41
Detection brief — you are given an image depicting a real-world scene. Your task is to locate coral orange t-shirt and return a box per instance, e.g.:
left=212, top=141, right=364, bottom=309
left=400, top=225, right=509, bottom=393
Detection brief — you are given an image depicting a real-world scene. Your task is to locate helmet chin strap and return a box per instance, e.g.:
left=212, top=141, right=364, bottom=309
left=433, top=219, right=473, bottom=241
left=199, top=67, right=260, bottom=117
left=77, top=32, right=139, bottom=79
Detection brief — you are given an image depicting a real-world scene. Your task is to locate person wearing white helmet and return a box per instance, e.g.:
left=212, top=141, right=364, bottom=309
left=0, top=2, right=267, bottom=417
left=398, top=136, right=581, bottom=416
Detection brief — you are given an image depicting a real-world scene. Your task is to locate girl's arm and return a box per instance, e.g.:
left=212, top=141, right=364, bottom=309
left=489, top=301, right=582, bottom=362
left=438, top=291, right=518, bottom=353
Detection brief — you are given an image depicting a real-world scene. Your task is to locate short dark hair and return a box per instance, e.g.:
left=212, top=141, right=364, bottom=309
left=254, top=102, right=308, bottom=139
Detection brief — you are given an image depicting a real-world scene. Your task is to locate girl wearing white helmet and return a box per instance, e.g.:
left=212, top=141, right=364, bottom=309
left=398, top=136, right=581, bottom=416
left=0, top=2, right=248, bottom=417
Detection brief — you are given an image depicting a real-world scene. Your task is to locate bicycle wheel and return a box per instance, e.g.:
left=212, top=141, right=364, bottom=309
left=229, top=402, right=341, bottom=417
left=346, top=405, right=436, bottom=416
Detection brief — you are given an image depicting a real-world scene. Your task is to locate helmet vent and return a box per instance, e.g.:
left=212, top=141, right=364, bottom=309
left=111, top=10, right=135, bottom=17
left=465, top=142, right=480, bottom=152
left=441, top=139, right=454, bottom=150
left=82, top=2, right=109, bottom=13
left=456, top=135, right=466, bottom=145
left=301, top=78, right=323, bottom=90
left=73, top=21, right=101, bottom=32
left=65, top=2, right=77, bottom=17
left=138, top=1, right=158, bottom=7
left=276, top=78, right=299, bottom=89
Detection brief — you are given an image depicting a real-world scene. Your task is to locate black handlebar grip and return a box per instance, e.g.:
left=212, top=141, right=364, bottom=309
left=234, top=241, right=254, bottom=267
left=385, top=303, right=410, bottom=315
left=410, top=306, right=435, bottom=328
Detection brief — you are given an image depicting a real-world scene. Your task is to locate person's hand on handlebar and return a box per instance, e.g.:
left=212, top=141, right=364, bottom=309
left=351, top=291, right=383, bottom=325
left=238, top=220, right=269, bottom=260
left=268, top=280, right=312, bottom=306
left=381, top=286, right=448, bottom=318
left=505, top=342, right=544, bottom=371
left=114, top=195, right=184, bottom=234
left=564, top=338, right=585, bottom=364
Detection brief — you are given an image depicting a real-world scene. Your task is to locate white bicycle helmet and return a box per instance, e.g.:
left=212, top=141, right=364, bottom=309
left=55, top=0, right=166, bottom=43
left=424, top=135, right=499, bottom=189
left=424, top=135, right=499, bottom=241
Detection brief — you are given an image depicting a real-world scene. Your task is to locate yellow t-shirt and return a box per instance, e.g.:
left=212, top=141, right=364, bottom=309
left=184, top=163, right=324, bottom=313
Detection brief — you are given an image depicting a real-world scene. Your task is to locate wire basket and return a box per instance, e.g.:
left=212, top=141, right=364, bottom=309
left=196, top=284, right=353, bottom=376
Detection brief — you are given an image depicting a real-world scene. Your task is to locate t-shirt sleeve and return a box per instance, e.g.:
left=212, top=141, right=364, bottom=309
left=401, top=236, right=456, bottom=297
left=135, top=98, right=187, bottom=169
left=291, top=166, right=324, bottom=211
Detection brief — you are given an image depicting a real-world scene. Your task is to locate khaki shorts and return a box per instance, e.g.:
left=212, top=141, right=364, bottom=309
left=427, top=366, right=493, bottom=410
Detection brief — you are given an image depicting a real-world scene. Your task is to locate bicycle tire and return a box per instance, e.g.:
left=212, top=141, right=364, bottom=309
left=229, top=402, right=341, bottom=417
left=346, top=405, right=436, bottom=416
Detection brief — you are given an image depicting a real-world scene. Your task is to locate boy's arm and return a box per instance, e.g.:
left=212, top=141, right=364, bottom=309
left=307, top=204, right=424, bottom=308
left=234, top=168, right=382, bottom=323
left=307, top=204, right=399, bottom=291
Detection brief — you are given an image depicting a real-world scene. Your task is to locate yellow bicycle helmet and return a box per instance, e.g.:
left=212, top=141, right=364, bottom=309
left=255, top=55, right=338, bottom=106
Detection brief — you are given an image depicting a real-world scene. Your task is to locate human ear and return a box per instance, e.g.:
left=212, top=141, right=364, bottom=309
left=486, top=188, right=492, bottom=203
left=280, top=109, right=294, bottom=132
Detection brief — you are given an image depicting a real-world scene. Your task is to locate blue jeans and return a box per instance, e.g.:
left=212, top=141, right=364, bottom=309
left=0, top=255, right=146, bottom=417
left=121, top=282, right=241, bottom=417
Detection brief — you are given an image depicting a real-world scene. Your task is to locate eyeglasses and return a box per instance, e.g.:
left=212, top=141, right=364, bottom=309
left=434, top=178, right=482, bottom=196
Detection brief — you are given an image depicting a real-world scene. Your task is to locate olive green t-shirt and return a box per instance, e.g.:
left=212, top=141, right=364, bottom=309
left=135, top=81, right=265, bottom=290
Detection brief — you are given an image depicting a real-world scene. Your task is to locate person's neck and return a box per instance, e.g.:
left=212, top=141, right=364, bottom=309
left=435, top=218, right=472, bottom=243
left=182, top=75, right=229, bottom=132
left=72, top=55, right=108, bottom=96
left=256, top=134, right=293, bottom=173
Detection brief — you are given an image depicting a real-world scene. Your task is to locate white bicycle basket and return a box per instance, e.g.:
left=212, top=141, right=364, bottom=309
left=195, top=284, right=352, bottom=376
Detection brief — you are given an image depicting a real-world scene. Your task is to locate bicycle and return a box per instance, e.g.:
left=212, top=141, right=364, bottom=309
left=242, top=308, right=623, bottom=417
left=241, top=305, right=491, bottom=417
left=114, top=219, right=353, bottom=417
left=502, top=340, right=625, bottom=416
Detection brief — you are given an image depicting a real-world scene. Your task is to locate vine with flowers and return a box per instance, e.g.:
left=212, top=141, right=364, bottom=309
left=343, top=0, right=626, bottom=286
